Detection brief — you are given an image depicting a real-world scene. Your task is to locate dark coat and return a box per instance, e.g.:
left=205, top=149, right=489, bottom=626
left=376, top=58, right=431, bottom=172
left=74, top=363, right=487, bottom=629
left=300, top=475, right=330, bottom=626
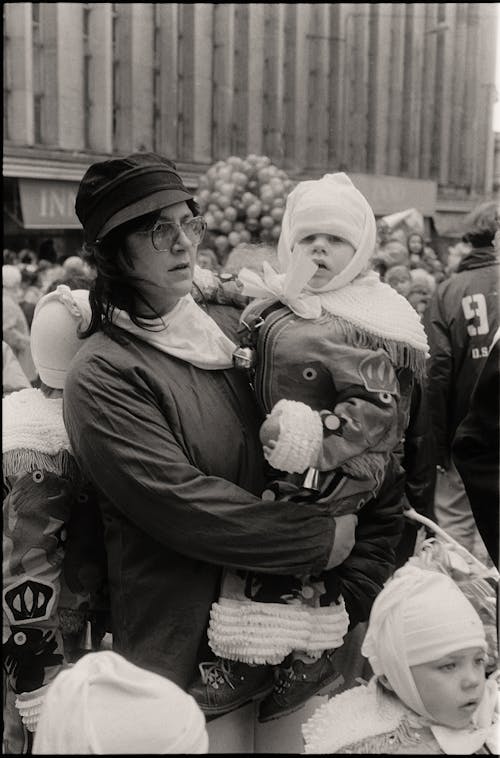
left=453, top=330, right=500, bottom=566
left=426, top=247, right=499, bottom=467
left=63, top=304, right=404, bottom=687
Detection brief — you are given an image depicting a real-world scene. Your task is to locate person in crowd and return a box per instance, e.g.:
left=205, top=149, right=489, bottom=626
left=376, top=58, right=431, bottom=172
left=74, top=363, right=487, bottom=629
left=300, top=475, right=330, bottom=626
left=3, top=285, right=108, bottom=754
left=196, top=173, right=428, bottom=722
left=19, top=248, right=38, bottom=266
left=32, top=651, right=208, bottom=754
left=376, top=240, right=410, bottom=273
left=4, top=248, right=19, bottom=265
left=19, top=265, right=44, bottom=328
left=427, top=200, right=499, bottom=560
left=445, top=240, right=471, bottom=277
left=453, top=326, right=500, bottom=567
left=62, top=153, right=406, bottom=723
left=407, top=268, right=436, bottom=323
left=2, top=264, right=37, bottom=384
left=196, top=247, right=220, bottom=272
left=407, top=231, right=425, bottom=268
left=61, top=254, right=94, bottom=280
left=385, top=264, right=412, bottom=298
left=2, top=340, right=30, bottom=395
left=302, top=564, right=499, bottom=754
left=38, top=238, right=57, bottom=264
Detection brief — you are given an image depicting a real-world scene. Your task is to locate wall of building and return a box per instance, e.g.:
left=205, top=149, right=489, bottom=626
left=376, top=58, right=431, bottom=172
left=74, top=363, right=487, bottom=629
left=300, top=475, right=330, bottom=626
left=3, top=2, right=498, bottom=244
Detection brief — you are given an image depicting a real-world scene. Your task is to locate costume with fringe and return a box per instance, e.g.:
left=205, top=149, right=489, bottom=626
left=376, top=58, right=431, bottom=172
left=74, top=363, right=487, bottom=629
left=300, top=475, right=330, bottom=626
left=2, top=388, right=107, bottom=754
left=207, top=270, right=428, bottom=665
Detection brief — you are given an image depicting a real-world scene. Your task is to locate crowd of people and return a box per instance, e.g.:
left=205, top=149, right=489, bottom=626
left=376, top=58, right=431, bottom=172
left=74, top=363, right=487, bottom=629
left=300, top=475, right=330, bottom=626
left=2, top=153, right=498, bottom=755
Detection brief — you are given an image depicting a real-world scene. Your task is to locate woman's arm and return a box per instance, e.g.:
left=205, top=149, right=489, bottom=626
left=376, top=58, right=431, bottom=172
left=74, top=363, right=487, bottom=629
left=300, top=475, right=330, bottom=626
left=63, top=353, right=336, bottom=578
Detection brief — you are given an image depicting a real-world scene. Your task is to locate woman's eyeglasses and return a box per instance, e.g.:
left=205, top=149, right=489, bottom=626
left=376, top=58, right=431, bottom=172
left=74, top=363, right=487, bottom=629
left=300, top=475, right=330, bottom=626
left=149, top=216, right=207, bottom=252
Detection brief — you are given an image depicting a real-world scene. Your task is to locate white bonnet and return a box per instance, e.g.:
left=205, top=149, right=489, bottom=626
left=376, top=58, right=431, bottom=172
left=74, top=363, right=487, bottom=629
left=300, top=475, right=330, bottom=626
left=33, top=651, right=209, bottom=754
left=277, top=172, right=377, bottom=291
left=30, top=284, right=91, bottom=389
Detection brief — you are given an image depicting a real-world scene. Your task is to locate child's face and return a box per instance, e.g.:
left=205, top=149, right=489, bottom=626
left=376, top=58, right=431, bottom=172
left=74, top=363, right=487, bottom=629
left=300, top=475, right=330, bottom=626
left=386, top=273, right=411, bottom=297
left=410, top=646, right=486, bottom=728
left=408, top=234, right=423, bottom=254
left=294, top=233, right=355, bottom=289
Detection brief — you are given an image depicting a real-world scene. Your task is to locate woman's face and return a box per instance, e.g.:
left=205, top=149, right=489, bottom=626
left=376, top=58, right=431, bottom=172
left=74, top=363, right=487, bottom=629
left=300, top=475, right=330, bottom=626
left=410, top=646, right=486, bottom=728
left=408, top=234, right=423, bottom=254
left=121, top=201, right=200, bottom=316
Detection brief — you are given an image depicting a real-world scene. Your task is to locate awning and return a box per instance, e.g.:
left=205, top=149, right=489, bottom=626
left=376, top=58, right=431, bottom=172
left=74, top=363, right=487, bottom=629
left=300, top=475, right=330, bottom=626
left=349, top=173, right=437, bottom=217
left=18, top=178, right=81, bottom=229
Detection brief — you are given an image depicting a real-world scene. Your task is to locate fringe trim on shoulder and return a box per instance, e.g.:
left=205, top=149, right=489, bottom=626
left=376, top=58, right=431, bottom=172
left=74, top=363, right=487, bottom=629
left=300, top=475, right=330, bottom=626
left=3, top=448, right=81, bottom=485
left=326, top=313, right=427, bottom=383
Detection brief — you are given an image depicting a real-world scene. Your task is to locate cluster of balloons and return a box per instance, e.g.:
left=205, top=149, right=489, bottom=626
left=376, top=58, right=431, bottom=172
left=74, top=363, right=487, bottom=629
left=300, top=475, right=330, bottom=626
left=196, top=154, right=294, bottom=258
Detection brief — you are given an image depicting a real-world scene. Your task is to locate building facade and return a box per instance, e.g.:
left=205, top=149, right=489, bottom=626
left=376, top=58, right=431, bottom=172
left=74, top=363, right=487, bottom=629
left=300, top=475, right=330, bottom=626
left=3, top=2, right=498, bottom=255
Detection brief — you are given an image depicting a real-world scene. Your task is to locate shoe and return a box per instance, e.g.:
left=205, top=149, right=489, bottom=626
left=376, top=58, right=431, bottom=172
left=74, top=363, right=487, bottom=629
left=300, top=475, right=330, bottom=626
left=187, top=658, right=275, bottom=720
left=258, top=651, right=345, bottom=722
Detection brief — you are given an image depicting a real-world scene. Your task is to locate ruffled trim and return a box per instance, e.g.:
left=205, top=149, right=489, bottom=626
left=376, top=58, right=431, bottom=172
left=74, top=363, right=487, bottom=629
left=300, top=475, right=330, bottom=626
left=208, top=597, right=349, bottom=665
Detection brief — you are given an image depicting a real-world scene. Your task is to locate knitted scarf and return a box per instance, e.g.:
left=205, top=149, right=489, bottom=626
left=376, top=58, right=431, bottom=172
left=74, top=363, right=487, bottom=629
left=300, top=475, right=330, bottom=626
left=3, top=388, right=78, bottom=481
left=110, top=293, right=236, bottom=370
left=239, top=261, right=429, bottom=381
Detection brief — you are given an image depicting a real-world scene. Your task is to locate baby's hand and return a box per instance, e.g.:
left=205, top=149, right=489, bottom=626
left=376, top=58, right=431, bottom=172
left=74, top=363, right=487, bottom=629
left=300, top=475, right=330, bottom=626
left=259, top=412, right=282, bottom=459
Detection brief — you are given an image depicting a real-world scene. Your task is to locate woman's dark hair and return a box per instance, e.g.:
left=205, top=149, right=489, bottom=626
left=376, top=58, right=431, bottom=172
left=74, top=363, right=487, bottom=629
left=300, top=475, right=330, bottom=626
left=462, top=201, right=499, bottom=248
left=80, top=198, right=199, bottom=338
left=406, top=232, right=424, bottom=252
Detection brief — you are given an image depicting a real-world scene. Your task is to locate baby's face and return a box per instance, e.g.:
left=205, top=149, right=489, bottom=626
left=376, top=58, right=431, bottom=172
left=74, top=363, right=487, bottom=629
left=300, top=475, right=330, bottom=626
left=294, top=233, right=355, bottom=289
left=410, top=646, right=486, bottom=728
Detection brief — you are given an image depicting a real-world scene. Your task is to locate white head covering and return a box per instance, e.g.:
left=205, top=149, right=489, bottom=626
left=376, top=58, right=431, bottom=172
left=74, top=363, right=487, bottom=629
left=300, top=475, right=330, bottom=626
left=277, top=172, right=377, bottom=293
left=30, top=285, right=91, bottom=389
left=33, top=651, right=209, bottom=754
left=362, top=566, right=487, bottom=719
left=3, top=263, right=22, bottom=289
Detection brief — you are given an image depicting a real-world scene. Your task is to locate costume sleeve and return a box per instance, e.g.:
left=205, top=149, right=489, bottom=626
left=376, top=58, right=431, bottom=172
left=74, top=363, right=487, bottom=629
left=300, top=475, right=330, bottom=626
left=2, top=471, right=74, bottom=694
left=322, top=454, right=406, bottom=627
left=63, top=355, right=336, bottom=578
left=317, top=346, right=402, bottom=472
left=426, top=288, right=453, bottom=468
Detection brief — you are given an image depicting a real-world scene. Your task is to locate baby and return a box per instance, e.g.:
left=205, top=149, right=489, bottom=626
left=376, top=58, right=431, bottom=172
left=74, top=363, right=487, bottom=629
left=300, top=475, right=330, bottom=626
left=198, top=173, right=429, bottom=720
left=302, top=564, right=498, bottom=754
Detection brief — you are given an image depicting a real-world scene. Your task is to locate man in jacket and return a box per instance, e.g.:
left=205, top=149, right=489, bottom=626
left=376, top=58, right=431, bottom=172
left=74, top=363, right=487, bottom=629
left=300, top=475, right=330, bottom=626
left=427, top=201, right=499, bottom=557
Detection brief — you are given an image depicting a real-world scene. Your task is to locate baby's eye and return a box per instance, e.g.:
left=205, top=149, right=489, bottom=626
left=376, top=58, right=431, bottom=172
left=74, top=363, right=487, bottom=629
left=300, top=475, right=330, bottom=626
left=438, top=662, right=456, bottom=671
left=474, top=656, right=486, bottom=666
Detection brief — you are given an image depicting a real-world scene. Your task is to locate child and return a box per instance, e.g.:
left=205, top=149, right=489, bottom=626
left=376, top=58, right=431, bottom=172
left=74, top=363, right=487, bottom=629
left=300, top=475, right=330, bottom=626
left=302, top=564, right=498, bottom=753
left=192, top=173, right=429, bottom=721
left=33, top=650, right=209, bottom=754
left=385, top=264, right=413, bottom=298
left=3, top=285, right=108, bottom=754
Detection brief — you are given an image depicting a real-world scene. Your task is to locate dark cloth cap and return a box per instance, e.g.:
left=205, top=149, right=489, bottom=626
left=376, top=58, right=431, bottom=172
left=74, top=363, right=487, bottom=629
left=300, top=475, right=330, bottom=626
left=75, top=152, right=194, bottom=244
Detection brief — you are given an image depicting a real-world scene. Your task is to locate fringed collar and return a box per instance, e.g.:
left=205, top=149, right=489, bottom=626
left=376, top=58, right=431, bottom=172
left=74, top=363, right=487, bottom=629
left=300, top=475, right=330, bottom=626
left=2, top=388, right=78, bottom=481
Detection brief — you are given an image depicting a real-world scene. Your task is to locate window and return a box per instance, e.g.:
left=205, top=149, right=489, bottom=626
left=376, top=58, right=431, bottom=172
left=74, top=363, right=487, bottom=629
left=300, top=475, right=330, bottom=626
left=111, top=4, right=120, bottom=146
left=153, top=5, right=162, bottom=150
left=83, top=4, right=92, bottom=147
left=32, top=3, right=44, bottom=144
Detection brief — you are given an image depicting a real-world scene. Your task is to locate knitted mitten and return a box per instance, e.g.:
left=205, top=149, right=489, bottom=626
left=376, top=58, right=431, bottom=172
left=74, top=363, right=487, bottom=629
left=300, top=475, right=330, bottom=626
left=15, top=683, right=50, bottom=732
left=260, top=398, right=323, bottom=474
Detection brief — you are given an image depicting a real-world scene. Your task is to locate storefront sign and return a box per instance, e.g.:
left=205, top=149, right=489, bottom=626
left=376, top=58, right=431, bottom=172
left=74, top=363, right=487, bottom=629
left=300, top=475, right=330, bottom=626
left=349, top=173, right=437, bottom=217
left=19, top=178, right=81, bottom=229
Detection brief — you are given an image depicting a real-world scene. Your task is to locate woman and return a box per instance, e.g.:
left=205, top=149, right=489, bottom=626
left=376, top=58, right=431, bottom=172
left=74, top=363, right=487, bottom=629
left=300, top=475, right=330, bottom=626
left=63, top=152, right=405, bottom=717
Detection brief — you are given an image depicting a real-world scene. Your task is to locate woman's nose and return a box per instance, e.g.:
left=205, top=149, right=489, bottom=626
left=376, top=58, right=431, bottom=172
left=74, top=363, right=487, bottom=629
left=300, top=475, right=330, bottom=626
left=172, top=226, right=190, bottom=252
